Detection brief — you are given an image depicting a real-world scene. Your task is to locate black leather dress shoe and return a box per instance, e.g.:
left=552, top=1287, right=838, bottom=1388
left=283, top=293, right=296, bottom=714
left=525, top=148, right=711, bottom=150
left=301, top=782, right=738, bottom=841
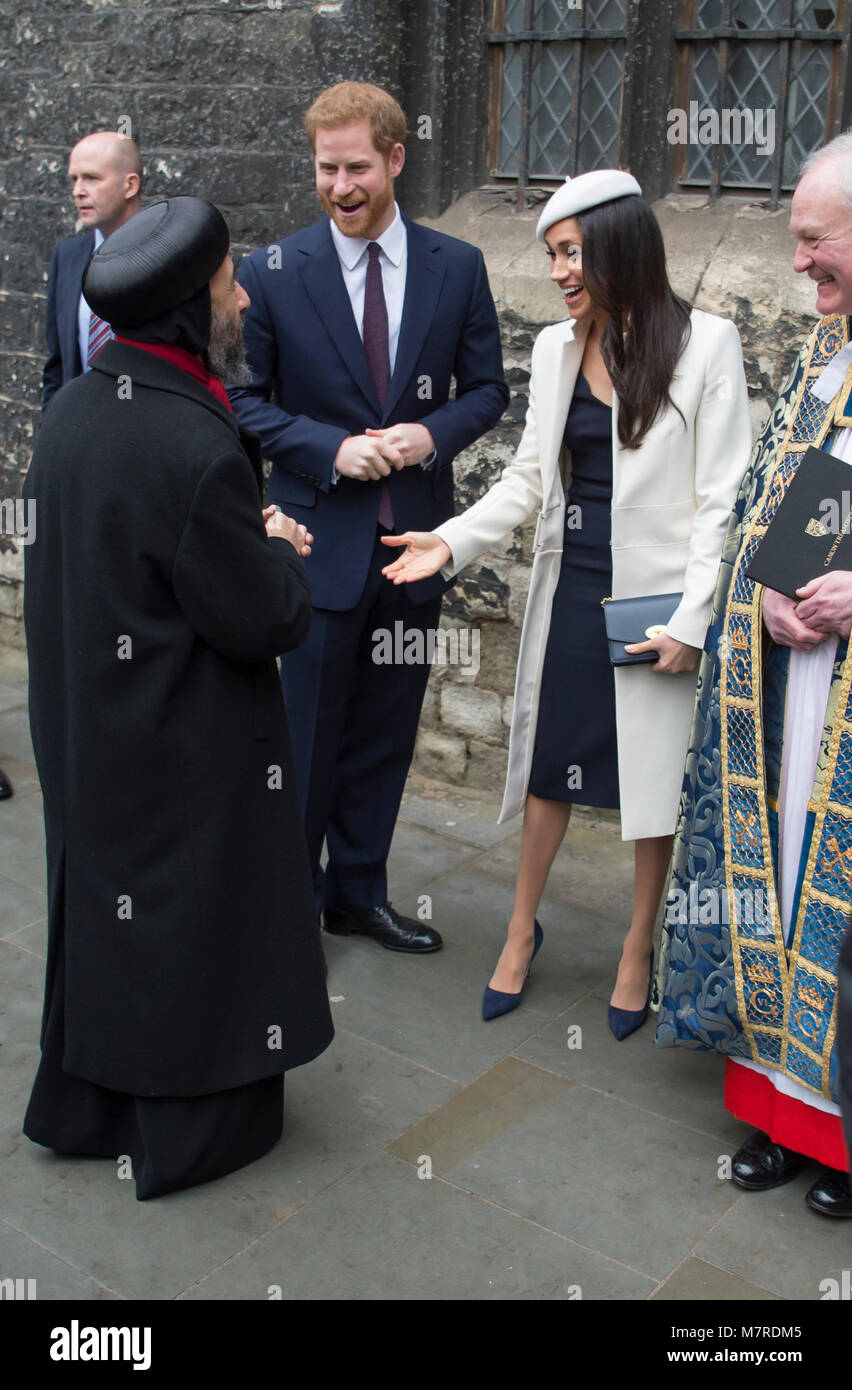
left=323, top=902, right=442, bottom=953
left=0, top=767, right=12, bottom=800
left=731, top=1131, right=805, bottom=1190
left=805, top=1168, right=852, bottom=1217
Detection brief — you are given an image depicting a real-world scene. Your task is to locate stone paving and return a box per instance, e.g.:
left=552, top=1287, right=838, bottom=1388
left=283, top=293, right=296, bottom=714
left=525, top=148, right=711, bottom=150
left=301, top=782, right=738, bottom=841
left=0, top=644, right=847, bottom=1301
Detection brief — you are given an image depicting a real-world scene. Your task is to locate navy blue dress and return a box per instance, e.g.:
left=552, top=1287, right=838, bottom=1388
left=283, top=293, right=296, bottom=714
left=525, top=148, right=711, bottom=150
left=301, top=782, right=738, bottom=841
left=527, top=370, right=619, bottom=808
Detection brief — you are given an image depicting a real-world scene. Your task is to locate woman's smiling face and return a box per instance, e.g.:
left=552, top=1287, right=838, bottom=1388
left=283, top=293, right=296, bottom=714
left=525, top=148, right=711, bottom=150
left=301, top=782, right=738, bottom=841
left=544, top=216, right=599, bottom=325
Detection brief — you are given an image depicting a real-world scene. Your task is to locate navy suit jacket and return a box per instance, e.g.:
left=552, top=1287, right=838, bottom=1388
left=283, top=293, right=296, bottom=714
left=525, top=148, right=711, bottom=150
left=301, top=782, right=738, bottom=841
left=228, top=213, right=508, bottom=610
left=42, top=230, right=95, bottom=410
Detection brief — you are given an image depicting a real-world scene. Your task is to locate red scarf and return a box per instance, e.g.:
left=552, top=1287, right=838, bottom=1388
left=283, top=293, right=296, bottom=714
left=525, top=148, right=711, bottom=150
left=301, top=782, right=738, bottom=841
left=114, top=337, right=233, bottom=412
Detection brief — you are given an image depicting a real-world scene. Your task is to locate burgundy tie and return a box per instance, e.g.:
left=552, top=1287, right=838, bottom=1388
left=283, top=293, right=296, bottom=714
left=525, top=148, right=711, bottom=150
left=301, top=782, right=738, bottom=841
left=87, top=309, right=112, bottom=368
left=363, top=241, right=393, bottom=529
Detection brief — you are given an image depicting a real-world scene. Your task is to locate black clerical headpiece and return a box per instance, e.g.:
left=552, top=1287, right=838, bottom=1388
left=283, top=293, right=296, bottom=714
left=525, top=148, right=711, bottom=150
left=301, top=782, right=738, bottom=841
left=83, top=196, right=231, bottom=354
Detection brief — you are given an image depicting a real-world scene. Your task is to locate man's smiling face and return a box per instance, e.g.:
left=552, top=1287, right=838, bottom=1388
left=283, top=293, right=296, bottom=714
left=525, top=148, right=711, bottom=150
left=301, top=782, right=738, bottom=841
left=314, top=119, right=404, bottom=241
left=791, top=163, right=852, bottom=318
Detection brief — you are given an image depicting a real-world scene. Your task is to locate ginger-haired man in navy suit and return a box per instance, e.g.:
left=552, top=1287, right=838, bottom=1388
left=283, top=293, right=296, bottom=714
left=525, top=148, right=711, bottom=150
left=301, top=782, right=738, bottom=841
left=42, top=130, right=143, bottom=409
left=230, top=82, right=507, bottom=954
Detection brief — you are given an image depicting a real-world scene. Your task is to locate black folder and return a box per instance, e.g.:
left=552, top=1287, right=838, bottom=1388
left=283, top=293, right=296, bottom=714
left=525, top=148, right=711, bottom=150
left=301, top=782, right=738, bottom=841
left=746, top=445, right=852, bottom=599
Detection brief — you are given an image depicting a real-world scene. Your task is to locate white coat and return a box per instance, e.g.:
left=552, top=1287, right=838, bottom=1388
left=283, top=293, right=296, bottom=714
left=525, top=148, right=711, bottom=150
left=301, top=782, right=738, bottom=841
left=435, top=309, right=753, bottom=839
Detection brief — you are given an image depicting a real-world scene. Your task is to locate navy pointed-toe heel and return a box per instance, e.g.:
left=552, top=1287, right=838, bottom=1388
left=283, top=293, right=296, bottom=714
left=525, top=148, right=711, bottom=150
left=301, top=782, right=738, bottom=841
left=608, top=950, right=654, bottom=1041
left=482, top=920, right=543, bottom=1022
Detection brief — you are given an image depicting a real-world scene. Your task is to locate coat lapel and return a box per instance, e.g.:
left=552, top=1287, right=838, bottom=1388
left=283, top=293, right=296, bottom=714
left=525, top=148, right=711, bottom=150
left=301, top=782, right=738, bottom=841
left=91, top=343, right=241, bottom=431
left=296, top=222, right=380, bottom=415
left=383, top=217, right=445, bottom=421
left=538, top=323, right=586, bottom=503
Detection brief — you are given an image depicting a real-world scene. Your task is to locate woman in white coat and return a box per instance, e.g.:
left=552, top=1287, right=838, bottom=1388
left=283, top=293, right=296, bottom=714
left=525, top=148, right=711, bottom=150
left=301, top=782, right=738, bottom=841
left=382, top=170, right=753, bottom=1035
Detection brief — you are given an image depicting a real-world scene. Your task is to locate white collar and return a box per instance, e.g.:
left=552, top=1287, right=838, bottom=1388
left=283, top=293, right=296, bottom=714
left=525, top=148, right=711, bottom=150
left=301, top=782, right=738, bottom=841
left=812, top=342, right=852, bottom=404
left=329, top=203, right=405, bottom=270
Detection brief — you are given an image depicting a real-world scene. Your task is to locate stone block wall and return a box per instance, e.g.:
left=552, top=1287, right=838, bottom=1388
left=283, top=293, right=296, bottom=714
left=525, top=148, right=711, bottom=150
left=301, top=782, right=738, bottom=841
left=0, top=0, right=491, bottom=643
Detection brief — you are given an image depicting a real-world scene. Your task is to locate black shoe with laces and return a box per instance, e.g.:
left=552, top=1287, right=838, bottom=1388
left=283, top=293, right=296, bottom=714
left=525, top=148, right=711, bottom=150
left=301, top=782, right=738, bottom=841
left=731, top=1130, right=805, bottom=1190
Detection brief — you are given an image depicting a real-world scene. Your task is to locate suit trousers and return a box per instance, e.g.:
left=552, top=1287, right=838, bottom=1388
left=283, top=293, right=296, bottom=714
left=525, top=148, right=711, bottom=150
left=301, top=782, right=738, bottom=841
left=280, top=528, right=442, bottom=914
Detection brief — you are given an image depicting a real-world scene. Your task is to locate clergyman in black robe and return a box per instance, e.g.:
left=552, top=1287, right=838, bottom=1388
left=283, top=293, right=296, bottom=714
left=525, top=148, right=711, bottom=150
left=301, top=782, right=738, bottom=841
left=22, top=196, right=334, bottom=1199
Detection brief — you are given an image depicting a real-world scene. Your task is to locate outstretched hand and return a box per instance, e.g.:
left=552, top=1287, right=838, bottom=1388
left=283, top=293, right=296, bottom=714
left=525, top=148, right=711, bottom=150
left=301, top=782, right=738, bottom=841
left=381, top=531, right=452, bottom=584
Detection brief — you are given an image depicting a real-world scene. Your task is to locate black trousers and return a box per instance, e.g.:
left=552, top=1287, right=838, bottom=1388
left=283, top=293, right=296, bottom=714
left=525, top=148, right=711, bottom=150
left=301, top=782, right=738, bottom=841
left=280, top=529, right=442, bottom=915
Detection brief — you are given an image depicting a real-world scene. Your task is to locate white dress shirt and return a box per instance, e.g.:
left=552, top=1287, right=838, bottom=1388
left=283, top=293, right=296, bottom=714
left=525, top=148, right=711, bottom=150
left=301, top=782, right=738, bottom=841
left=329, top=202, right=406, bottom=370
left=327, top=202, right=435, bottom=478
left=78, top=227, right=104, bottom=369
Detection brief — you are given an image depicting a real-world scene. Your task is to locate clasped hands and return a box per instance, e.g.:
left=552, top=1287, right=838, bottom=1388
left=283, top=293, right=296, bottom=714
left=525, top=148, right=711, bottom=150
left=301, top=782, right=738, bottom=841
left=762, top=571, right=852, bottom=649
left=262, top=505, right=312, bottom=557
left=334, top=424, right=436, bottom=482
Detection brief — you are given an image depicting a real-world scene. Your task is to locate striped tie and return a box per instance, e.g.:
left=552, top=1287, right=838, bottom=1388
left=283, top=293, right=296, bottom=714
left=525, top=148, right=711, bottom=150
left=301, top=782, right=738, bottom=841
left=86, top=310, right=112, bottom=368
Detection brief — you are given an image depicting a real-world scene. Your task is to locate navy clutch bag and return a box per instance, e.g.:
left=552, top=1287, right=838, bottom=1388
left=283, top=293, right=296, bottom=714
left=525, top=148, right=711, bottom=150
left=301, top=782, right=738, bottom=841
left=601, top=592, right=683, bottom=666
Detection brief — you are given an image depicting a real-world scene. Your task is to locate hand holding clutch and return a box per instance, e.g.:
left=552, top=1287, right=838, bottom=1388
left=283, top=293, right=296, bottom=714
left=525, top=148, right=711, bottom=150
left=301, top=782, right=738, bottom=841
left=381, top=531, right=452, bottom=584
left=624, top=632, right=702, bottom=673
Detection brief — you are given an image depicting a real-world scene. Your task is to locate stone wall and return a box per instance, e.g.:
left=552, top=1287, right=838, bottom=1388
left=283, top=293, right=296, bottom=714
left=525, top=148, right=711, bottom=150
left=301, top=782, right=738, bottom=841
left=0, top=0, right=491, bottom=642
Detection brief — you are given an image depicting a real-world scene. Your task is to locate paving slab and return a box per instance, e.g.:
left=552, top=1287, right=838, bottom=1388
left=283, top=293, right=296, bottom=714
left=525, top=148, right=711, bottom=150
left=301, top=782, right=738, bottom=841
left=695, top=1178, right=852, bottom=1301
left=652, top=1255, right=780, bottom=1301
left=514, top=991, right=745, bottom=1145
left=0, top=784, right=46, bottom=895
left=482, top=820, right=635, bottom=925
left=0, top=939, right=44, bottom=1130
left=0, top=870, right=45, bottom=938
left=386, top=1056, right=572, bottom=1172
left=397, top=781, right=520, bottom=849
left=0, top=704, right=35, bottom=770
left=0, top=1218, right=122, bottom=1301
left=433, top=1075, right=742, bottom=1282
left=385, top=819, right=482, bottom=904
left=0, top=1122, right=288, bottom=1301
left=0, top=753, right=38, bottom=797
left=392, top=861, right=629, bottom=1012
left=0, top=1029, right=461, bottom=1296
left=210, top=1027, right=459, bottom=1211
left=0, top=648, right=28, bottom=711
left=321, top=866, right=625, bottom=1083
left=322, top=923, right=548, bottom=1085
left=180, top=1151, right=656, bottom=1301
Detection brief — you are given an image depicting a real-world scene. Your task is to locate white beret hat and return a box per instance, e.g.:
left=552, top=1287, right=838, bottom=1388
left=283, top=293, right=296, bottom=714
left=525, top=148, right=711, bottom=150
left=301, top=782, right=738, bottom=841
left=536, top=169, right=642, bottom=241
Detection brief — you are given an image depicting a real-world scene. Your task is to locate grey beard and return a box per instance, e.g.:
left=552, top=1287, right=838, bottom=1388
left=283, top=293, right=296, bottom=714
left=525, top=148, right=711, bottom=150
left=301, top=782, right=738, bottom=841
left=206, top=308, right=253, bottom=386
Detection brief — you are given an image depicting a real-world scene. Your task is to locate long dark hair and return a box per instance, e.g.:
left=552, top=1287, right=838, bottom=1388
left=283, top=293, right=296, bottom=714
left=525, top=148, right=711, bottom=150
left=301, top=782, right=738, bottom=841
left=576, top=195, right=691, bottom=449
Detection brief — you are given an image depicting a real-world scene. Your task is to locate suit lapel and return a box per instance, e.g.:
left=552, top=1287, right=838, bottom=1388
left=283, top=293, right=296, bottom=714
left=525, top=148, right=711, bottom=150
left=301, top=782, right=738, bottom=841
left=64, top=232, right=95, bottom=374
left=384, top=217, right=445, bottom=421
left=296, top=222, right=380, bottom=415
